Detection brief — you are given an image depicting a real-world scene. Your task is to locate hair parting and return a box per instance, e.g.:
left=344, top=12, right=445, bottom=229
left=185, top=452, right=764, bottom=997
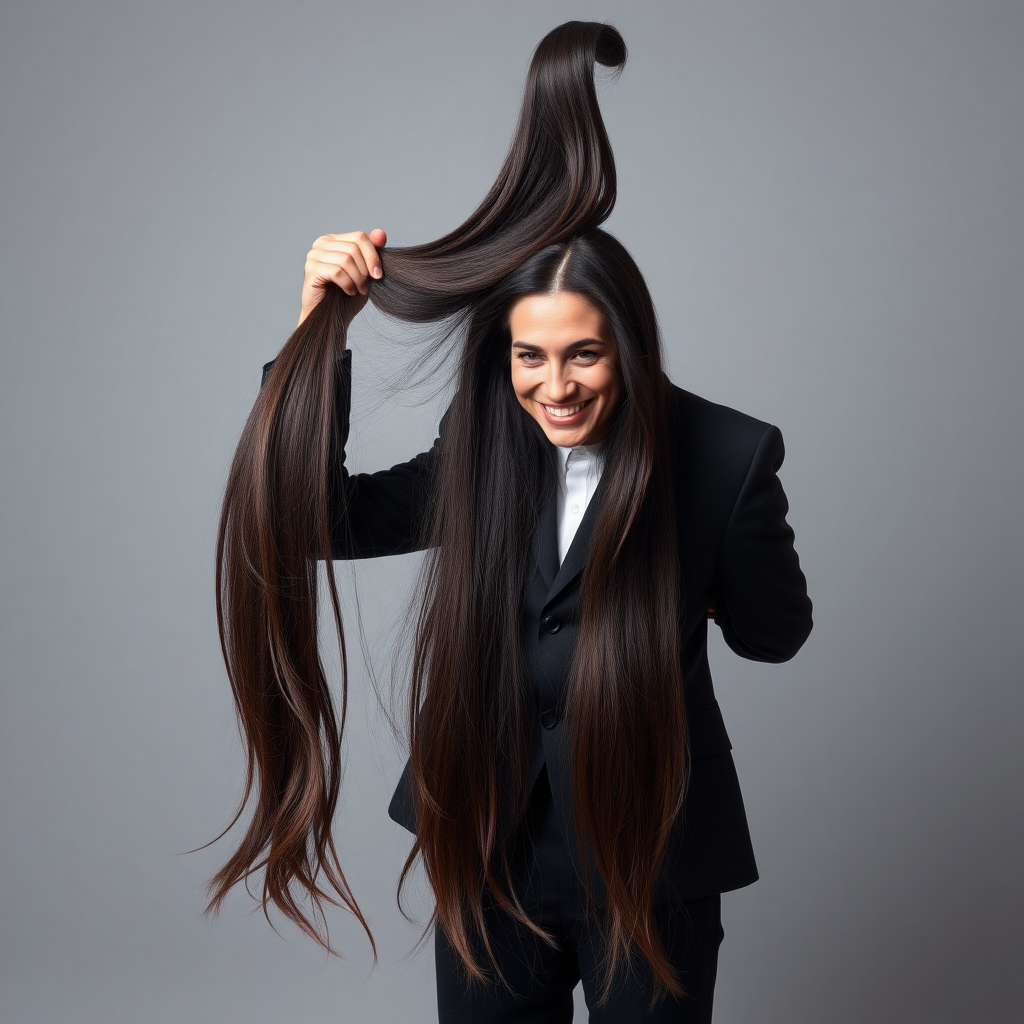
left=550, top=243, right=575, bottom=293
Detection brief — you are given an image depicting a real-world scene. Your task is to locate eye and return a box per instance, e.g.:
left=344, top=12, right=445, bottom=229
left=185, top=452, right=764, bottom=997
left=574, top=349, right=599, bottom=362
left=517, top=351, right=542, bottom=364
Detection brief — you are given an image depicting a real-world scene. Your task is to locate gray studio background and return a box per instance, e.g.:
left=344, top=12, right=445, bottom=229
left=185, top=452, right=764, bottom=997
left=1, top=2, right=1021, bottom=1022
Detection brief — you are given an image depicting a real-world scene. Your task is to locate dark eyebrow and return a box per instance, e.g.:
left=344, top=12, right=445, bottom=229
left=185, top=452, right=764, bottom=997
left=511, top=338, right=607, bottom=351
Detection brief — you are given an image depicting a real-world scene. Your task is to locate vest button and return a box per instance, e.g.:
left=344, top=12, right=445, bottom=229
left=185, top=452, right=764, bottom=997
left=540, top=708, right=560, bottom=729
left=541, top=615, right=562, bottom=634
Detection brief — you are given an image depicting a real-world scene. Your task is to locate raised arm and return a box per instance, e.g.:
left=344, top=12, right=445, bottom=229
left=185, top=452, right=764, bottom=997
left=259, top=227, right=443, bottom=559
left=712, top=424, right=813, bottom=663
left=261, top=348, right=443, bottom=560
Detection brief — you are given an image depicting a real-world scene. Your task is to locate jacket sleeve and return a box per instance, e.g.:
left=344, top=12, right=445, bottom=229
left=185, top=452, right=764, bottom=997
left=712, top=424, right=812, bottom=663
left=261, top=350, right=442, bottom=560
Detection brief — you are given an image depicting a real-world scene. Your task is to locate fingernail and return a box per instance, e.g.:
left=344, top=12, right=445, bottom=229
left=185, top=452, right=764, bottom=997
left=372, top=266, right=382, bottom=279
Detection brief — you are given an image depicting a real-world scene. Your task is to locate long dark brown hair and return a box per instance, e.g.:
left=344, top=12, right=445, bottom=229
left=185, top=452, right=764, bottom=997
left=209, top=20, right=687, bottom=1002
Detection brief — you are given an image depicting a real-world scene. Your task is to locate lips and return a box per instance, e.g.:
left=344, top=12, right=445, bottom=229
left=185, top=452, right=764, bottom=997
left=539, top=397, right=594, bottom=426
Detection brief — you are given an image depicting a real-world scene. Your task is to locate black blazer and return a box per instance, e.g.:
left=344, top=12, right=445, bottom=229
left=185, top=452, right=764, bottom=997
left=262, top=350, right=812, bottom=903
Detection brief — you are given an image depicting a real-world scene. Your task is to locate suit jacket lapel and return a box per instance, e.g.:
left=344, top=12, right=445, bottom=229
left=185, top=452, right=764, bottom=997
left=531, top=490, right=559, bottom=593
left=543, top=472, right=608, bottom=607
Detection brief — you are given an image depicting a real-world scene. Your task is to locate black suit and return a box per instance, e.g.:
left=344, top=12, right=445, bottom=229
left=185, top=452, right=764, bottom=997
left=262, top=350, right=812, bottom=1017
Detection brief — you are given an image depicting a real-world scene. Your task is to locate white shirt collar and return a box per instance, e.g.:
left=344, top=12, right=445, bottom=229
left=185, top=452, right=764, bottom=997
left=553, top=441, right=606, bottom=565
left=555, top=440, right=605, bottom=472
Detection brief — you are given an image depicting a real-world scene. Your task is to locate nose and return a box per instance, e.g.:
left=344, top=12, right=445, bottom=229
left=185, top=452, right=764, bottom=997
left=545, top=360, right=577, bottom=403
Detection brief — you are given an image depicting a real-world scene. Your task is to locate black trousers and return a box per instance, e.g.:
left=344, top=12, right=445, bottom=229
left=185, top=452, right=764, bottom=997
left=435, top=767, right=724, bottom=1023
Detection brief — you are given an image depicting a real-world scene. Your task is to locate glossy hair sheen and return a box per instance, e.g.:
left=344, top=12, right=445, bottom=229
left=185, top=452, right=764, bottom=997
left=210, top=21, right=687, bottom=1002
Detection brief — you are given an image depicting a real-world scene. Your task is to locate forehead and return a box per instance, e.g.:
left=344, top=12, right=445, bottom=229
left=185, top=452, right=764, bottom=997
left=509, top=291, right=610, bottom=346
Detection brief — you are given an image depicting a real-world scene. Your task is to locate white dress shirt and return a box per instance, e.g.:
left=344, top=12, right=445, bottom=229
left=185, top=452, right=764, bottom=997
left=555, top=442, right=606, bottom=565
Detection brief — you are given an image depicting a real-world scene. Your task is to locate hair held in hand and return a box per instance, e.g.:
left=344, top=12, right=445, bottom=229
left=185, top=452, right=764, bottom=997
left=210, top=21, right=689, bottom=1002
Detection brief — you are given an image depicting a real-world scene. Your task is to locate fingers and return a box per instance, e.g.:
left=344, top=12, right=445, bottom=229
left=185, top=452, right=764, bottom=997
left=298, top=229, right=387, bottom=326
left=310, top=230, right=385, bottom=292
left=306, top=240, right=369, bottom=296
left=334, top=229, right=383, bottom=282
left=304, top=256, right=364, bottom=297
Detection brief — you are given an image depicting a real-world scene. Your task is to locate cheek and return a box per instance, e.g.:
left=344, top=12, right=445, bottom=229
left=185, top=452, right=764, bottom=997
left=510, top=366, right=536, bottom=411
left=591, top=365, right=621, bottom=401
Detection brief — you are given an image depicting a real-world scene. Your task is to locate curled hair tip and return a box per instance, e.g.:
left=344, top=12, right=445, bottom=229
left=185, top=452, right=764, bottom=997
left=595, top=24, right=627, bottom=71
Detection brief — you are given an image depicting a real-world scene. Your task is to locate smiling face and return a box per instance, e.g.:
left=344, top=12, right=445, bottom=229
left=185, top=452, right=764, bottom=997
left=509, top=291, right=623, bottom=448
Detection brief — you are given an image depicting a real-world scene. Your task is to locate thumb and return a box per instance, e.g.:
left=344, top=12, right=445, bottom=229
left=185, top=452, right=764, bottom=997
left=368, top=227, right=387, bottom=248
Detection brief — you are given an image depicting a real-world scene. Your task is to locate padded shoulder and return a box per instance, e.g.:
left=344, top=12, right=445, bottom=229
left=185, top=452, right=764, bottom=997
left=668, top=382, right=772, bottom=468
left=665, top=381, right=775, bottom=527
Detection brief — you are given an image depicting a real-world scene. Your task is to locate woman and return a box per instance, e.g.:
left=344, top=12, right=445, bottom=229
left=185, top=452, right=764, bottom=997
left=210, top=22, right=811, bottom=1023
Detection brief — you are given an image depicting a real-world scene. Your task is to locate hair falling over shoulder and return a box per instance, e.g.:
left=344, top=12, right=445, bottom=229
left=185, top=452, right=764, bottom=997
left=210, top=21, right=688, bottom=1004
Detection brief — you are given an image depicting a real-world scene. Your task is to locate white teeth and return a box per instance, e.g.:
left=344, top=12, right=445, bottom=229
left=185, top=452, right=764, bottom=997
left=544, top=402, right=588, bottom=418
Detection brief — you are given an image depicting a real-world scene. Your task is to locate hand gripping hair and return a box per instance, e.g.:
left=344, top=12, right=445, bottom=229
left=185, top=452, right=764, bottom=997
left=210, top=21, right=688, bottom=1004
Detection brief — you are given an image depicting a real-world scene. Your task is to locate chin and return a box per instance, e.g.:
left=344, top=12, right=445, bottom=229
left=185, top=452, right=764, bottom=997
left=542, top=422, right=599, bottom=446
